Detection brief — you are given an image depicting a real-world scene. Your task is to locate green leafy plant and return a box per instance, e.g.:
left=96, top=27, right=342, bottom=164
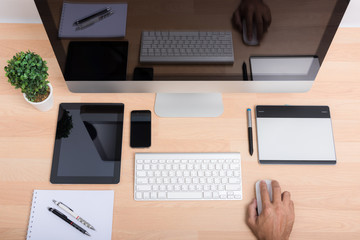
left=4, top=50, right=49, bottom=102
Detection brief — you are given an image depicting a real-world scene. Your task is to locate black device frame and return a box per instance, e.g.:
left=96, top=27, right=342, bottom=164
left=130, top=110, right=151, bottom=148
left=50, top=103, right=124, bottom=184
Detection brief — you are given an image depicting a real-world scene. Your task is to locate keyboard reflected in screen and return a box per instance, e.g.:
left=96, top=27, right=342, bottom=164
left=140, top=31, right=234, bottom=64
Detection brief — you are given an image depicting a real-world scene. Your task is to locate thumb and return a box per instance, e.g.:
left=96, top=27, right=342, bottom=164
left=246, top=198, right=258, bottom=231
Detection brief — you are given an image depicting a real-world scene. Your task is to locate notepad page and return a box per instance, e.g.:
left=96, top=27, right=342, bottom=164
left=58, top=3, right=127, bottom=38
left=26, top=190, right=114, bottom=240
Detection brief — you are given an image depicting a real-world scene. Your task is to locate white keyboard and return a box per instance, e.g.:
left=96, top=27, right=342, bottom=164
left=134, top=153, right=242, bottom=201
left=140, top=31, right=234, bottom=64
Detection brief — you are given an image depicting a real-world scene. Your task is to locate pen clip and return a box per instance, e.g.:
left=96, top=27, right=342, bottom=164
left=59, top=202, right=73, bottom=212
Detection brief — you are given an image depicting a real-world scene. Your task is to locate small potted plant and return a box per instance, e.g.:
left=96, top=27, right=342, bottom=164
left=4, top=50, right=53, bottom=111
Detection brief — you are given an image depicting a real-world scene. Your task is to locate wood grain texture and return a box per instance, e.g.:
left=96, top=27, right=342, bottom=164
left=0, top=22, right=360, bottom=240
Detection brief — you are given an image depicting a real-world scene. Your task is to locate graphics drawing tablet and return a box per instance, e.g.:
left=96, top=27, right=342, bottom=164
left=255, top=105, right=336, bottom=164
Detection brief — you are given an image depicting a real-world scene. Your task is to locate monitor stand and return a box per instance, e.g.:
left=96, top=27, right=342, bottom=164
left=154, top=93, right=224, bottom=117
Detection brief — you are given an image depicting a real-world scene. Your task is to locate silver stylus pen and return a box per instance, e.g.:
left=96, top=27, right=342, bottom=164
left=53, top=199, right=96, bottom=231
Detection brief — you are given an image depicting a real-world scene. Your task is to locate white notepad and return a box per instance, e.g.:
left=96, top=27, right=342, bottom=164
left=58, top=2, right=127, bottom=38
left=26, top=190, right=114, bottom=240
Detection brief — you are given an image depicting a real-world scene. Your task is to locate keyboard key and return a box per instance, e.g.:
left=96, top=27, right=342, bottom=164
left=219, top=191, right=227, bottom=197
left=158, top=192, right=167, bottom=199
left=136, top=192, right=143, bottom=199
left=230, top=164, right=240, bottom=170
left=226, top=184, right=241, bottom=191
left=204, top=192, right=213, bottom=199
left=137, top=178, right=148, bottom=184
left=137, top=185, right=151, bottom=191
left=229, top=178, right=240, bottom=184
left=143, top=192, right=150, bottom=199
left=137, top=171, right=146, bottom=177
left=168, top=192, right=203, bottom=199
left=181, top=185, right=188, bottom=191
left=234, top=191, right=242, bottom=198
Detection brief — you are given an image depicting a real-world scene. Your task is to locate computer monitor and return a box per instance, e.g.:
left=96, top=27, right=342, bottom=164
left=35, top=0, right=349, bottom=117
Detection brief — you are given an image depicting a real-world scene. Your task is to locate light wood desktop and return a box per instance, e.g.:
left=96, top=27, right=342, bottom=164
left=1, top=23, right=360, bottom=239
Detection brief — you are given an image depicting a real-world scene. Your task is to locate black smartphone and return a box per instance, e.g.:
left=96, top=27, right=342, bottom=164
left=130, top=110, right=151, bottom=148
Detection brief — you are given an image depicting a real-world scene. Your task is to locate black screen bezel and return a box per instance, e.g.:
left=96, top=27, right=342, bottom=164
left=130, top=110, right=151, bottom=148
left=50, top=103, right=124, bottom=184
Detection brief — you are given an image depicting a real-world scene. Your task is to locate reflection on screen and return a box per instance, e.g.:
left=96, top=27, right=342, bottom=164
left=55, top=104, right=123, bottom=177
left=36, top=0, right=348, bottom=81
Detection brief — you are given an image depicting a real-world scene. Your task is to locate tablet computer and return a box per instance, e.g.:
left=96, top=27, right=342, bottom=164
left=50, top=103, right=124, bottom=183
left=64, top=41, right=128, bottom=81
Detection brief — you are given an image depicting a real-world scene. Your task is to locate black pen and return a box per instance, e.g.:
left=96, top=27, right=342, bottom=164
left=73, top=7, right=112, bottom=26
left=48, top=207, right=91, bottom=236
left=242, top=62, right=248, bottom=80
left=247, top=108, right=254, bottom=156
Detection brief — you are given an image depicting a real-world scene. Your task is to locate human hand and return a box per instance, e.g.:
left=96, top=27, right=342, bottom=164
left=246, top=180, right=295, bottom=240
left=232, top=0, right=272, bottom=41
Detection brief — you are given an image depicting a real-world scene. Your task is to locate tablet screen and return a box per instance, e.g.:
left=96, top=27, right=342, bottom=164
left=51, top=103, right=124, bottom=183
left=64, top=41, right=128, bottom=81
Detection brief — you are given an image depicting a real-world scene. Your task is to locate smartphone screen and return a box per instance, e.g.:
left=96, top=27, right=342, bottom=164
left=130, top=110, right=151, bottom=148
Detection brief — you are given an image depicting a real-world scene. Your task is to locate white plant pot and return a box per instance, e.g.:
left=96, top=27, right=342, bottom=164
left=23, top=83, right=54, bottom=112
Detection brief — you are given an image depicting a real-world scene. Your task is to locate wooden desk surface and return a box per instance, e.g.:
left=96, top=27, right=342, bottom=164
left=1, top=23, right=360, bottom=240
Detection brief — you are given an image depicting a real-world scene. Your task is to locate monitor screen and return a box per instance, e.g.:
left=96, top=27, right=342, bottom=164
left=35, top=0, right=349, bottom=82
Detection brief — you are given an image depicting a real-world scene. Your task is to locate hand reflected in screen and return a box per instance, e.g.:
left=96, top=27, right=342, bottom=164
left=232, top=0, right=272, bottom=44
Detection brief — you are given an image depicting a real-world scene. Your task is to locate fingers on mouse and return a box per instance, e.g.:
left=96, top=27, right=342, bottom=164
left=242, top=19, right=259, bottom=46
left=255, top=179, right=273, bottom=215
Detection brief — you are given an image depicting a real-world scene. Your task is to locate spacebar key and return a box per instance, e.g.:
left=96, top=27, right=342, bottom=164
left=167, top=192, right=203, bottom=199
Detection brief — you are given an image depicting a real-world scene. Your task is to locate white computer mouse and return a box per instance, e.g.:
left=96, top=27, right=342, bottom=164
left=242, top=19, right=259, bottom=46
left=255, top=179, right=273, bottom=215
